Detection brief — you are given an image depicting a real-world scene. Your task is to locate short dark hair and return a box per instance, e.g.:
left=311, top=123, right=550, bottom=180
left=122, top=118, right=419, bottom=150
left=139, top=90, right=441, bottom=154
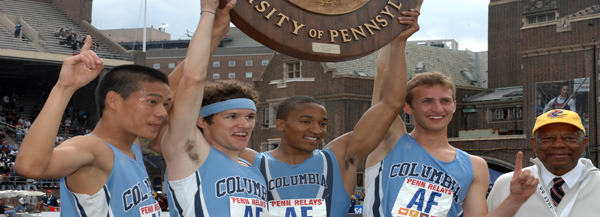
left=276, top=96, right=323, bottom=120
left=201, top=80, right=259, bottom=124
left=95, top=65, right=168, bottom=117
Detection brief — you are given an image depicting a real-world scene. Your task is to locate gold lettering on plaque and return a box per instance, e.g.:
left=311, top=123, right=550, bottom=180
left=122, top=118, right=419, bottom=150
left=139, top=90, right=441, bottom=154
left=248, top=0, right=404, bottom=43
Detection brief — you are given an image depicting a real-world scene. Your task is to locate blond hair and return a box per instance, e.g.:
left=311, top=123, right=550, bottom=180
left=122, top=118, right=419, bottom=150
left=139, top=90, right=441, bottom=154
left=406, top=72, right=456, bottom=105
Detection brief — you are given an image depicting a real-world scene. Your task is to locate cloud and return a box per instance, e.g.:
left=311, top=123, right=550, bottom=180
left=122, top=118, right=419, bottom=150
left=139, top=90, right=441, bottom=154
left=412, top=0, right=489, bottom=51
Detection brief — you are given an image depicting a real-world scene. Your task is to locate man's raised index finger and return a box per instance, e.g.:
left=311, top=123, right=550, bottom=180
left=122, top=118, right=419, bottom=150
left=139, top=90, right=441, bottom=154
left=513, top=151, right=523, bottom=177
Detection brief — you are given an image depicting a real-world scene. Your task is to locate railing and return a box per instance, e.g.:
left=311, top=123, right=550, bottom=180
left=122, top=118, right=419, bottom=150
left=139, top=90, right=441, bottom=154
left=0, top=176, right=60, bottom=190
left=0, top=10, right=42, bottom=43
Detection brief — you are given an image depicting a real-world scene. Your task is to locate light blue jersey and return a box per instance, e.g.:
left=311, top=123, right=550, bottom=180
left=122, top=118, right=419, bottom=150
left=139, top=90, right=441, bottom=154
left=60, top=139, right=158, bottom=217
left=364, top=133, right=473, bottom=217
left=253, top=149, right=350, bottom=217
left=166, top=146, right=268, bottom=217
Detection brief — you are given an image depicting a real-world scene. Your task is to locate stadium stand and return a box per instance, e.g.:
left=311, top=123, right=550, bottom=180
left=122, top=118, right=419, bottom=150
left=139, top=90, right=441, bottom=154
left=0, top=24, right=39, bottom=52
left=0, top=0, right=136, bottom=198
left=0, top=0, right=131, bottom=60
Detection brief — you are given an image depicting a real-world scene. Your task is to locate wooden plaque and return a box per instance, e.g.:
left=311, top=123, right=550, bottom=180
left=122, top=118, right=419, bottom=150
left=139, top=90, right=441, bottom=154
left=229, top=0, right=423, bottom=62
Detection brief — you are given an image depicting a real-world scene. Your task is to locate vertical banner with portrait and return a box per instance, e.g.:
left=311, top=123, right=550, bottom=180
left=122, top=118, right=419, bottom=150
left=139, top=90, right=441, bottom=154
left=535, top=78, right=590, bottom=132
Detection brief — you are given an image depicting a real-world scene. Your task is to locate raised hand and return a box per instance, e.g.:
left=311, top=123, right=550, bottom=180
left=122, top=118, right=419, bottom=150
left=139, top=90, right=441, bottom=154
left=56, top=35, right=104, bottom=91
left=510, top=151, right=539, bottom=201
left=211, top=0, right=236, bottom=52
left=397, top=8, right=420, bottom=40
left=201, top=0, right=219, bottom=15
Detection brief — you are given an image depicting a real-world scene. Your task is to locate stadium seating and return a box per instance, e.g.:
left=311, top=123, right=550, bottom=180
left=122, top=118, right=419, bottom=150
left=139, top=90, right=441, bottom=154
left=0, top=0, right=131, bottom=60
left=0, top=24, right=39, bottom=52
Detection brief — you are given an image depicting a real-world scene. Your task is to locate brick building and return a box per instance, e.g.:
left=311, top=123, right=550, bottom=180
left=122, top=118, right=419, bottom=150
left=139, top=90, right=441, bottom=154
left=452, top=0, right=600, bottom=172
left=131, top=27, right=275, bottom=84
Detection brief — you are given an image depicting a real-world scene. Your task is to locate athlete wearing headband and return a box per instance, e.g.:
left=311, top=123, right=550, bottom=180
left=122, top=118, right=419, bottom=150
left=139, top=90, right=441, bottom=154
left=199, top=98, right=256, bottom=117
left=147, top=0, right=268, bottom=215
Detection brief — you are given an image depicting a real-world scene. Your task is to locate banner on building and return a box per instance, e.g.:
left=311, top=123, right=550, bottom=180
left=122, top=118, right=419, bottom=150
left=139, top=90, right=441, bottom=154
left=535, top=78, right=590, bottom=131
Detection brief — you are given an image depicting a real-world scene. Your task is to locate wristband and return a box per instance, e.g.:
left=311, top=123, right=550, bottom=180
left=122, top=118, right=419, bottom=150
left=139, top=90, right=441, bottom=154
left=201, top=10, right=216, bottom=15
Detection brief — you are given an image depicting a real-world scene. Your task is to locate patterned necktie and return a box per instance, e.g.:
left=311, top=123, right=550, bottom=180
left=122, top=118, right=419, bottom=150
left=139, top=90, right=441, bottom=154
left=551, top=177, right=565, bottom=206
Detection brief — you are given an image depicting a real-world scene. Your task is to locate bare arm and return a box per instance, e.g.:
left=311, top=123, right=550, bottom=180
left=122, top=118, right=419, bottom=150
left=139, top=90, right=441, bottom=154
left=338, top=10, right=419, bottom=161
left=15, top=36, right=104, bottom=178
left=365, top=43, right=407, bottom=168
left=239, top=148, right=259, bottom=165
left=148, top=2, right=235, bottom=154
left=161, top=0, right=233, bottom=180
left=462, top=155, right=490, bottom=217
left=326, top=9, right=420, bottom=194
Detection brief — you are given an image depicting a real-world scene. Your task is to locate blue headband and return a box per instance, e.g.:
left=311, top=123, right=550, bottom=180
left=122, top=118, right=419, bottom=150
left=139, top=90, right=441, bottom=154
left=199, top=98, right=256, bottom=117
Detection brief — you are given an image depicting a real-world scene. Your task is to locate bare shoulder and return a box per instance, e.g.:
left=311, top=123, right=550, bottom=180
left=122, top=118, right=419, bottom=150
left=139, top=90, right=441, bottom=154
left=469, top=155, right=487, bottom=167
left=324, top=132, right=352, bottom=155
left=60, top=135, right=115, bottom=164
left=57, top=135, right=107, bottom=154
left=239, top=148, right=259, bottom=165
left=469, top=154, right=489, bottom=179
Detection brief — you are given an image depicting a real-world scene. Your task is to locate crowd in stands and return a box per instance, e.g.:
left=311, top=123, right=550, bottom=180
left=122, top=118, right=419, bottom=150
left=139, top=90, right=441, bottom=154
left=0, top=89, right=92, bottom=191
left=53, top=27, right=98, bottom=54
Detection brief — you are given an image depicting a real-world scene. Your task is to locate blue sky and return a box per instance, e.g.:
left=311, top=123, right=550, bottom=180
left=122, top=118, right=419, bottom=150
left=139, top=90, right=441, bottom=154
left=91, top=0, right=489, bottom=51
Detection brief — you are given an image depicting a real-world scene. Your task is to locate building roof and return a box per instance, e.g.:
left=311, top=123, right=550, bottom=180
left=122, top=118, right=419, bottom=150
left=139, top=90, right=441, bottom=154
left=465, top=86, right=523, bottom=102
left=213, top=46, right=274, bottom=56
left=146, top=48, right=187, bottom=59
left=223, top=27, right=264, bottom=47
left=144, top=27, right=274, bottom=59
left=325, top=44, right=488, bottom=88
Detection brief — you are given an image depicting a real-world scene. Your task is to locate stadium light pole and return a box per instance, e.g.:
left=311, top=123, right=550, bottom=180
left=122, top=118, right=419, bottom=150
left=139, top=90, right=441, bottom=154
left=143, top=0, right=147, bottom=52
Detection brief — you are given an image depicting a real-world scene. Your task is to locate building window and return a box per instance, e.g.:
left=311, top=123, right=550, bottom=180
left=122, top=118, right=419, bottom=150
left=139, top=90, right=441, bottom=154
left=262, top=103, right=278, bottom=128
left=493, top=109, right=506, bottom=121
left=213, top=61, right=220, bottom=67
left=213, top=73, right=220, bottom=79
left=526, top=12, right=556, bottom=24
left=404, top=113, right=412, bottom=125
left=261, top=142, right=280, bottom=152
left=490, top=107, right=523, bottom=121
left=285, top=61, right=301, bottom=78
left=510, top=107, right=523, bottom=120
left=246, top=72, right=253, bottom=78
left=168, top=63, right=175, bottom=69
left=153, top=63, right=160, bottom=69
left=246, top=60, right=253, bottom=66
left=229, top=61, right=236, bottom=67
left=415, top=62, right=425, bottom=73
left=262, top=60, right=269, bottom=66
left=229, top=72, right=235, bottom=78
left=266, top=143, right=278, bottom=151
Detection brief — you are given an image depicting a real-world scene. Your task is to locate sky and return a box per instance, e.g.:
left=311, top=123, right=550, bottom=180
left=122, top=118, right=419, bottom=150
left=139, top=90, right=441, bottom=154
left=91, top=0, right=489, bottom=52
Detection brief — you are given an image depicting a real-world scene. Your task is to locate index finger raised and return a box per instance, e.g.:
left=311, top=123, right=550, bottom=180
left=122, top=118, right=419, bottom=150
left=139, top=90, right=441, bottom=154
left=80, top=35, right=92, bottom=53
left=513, top=151, right=523, bottom=177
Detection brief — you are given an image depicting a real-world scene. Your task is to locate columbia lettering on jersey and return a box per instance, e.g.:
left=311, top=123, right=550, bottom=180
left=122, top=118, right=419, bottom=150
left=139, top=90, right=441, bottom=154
left=123, top=178, right=154, bottom=211
left=389, top=162, right=462, bottom=202
left=216, top=176, right=268, bottom=201
left=268, top=173, right=327, bottom=191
